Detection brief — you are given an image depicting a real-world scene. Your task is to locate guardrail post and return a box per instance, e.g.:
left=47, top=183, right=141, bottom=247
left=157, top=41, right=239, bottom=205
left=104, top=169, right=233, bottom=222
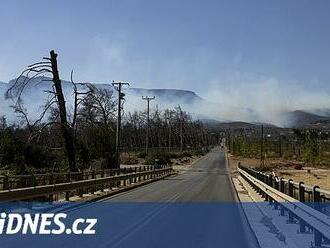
left=314, top=231, right=322, bottom=248
left=109, top=169, right=113, bottom=189
left=298, top=182, right=306, bottom=233
left=288, top=179, right=294, bottom=223
left=48, top=173, right=54, bottom=202
left=123, top=168, right=127, bottom=186
left=273, top=177, right=279, bottom=210
left=101, top=170, right=105, bottom=192
left=313, top=186, right=321, bottom=211
left=32, top=174, right=36, bottom=187
left=312, top=187, right=322, bottom=248
left=139, top=167, right=142, bottom=181
left=129, top=168, right=133, bottom=184
left=117, top=170, right=121, bottom=187
left=79, top=171, right=84, bottom=197
left=264, top=175, right=269, bottom=201
left=134, top=167, right=137, bottom=183
left=280, top=178, right=285, bottom=193
left=65, top=172, right=71, bottom=201
left=274, top=177, right=279, bottom=190
left=3, top=176, right=9, bottom=191
left=298, top=182, right=305, bottom=202
left=268, top=175, right=274, bottom=204
left=288, top=179, right=294, bottom=197
left=269, top=175, right=273, bottom=187
left=279, top=178, right=285, bottom=216
left=313, top=184, right=323, bottom=246
left=91, top=170, right=95, bottom=194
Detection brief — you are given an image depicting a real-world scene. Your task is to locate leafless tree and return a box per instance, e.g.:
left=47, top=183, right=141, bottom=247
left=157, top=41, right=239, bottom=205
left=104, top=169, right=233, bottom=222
left=5, top=50, right=89, bottom=172
left=78, top=85, right=117, bottom=128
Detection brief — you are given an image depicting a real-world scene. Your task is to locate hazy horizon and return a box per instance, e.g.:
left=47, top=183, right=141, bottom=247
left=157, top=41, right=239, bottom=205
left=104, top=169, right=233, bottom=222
left=1, top=0, right=330, bottom=125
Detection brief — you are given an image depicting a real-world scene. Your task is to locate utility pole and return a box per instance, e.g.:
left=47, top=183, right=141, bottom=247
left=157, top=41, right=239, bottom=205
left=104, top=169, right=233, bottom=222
left=260, top=124, right=264, bottom=167
left=167, top=114, right=172, bottom=152
left=178, top=105, right=183, bottom=152
left=112, top=81, right=129, bottom=168
left=142, top=96, right=155, bottom=154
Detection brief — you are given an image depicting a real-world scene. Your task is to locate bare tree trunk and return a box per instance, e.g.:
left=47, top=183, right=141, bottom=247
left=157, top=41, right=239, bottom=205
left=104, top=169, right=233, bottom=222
left=50, top=50, right=77, bottom=172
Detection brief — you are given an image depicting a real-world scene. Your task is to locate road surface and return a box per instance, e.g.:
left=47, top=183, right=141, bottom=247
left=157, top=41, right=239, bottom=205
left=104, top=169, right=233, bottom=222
left=2, top=148, right=260, bottom=248
left=95, top=147, right=261, bottom=248
left=108, top=148, right=236, bottom=202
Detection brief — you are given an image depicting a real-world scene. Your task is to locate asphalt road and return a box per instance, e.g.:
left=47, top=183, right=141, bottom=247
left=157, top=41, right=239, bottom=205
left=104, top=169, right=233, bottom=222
left=107, top=147, right=236, bottom=202
left=92, top=147, right=261, bottom=248
left=1, top=148, right=261, bottom=248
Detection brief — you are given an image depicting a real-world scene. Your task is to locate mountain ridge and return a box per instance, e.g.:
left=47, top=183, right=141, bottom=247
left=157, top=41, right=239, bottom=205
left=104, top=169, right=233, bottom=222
left=1, top=77, right=330, bottom=128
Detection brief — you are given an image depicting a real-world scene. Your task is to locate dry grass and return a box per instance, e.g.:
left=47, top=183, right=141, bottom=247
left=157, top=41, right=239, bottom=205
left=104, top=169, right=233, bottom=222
left=277, top=170, right=330, bottom=191
left=229, top=153, right=330, bottom=192
left=120, top=152, right=144, bottom=165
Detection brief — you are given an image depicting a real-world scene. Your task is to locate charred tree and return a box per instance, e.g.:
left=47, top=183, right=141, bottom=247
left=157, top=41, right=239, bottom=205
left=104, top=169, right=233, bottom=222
left=49, top=50, right=77, bottom=172
left=6, top=50, right=79, bottom=172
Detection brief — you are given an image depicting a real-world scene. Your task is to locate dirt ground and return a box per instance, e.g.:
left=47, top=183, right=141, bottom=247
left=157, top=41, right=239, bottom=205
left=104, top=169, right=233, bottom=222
left=121, top=153, right=202, bottom=171
left=171, top=155, right=202, bottom=172
left=228, top=153, right=330, bottom=192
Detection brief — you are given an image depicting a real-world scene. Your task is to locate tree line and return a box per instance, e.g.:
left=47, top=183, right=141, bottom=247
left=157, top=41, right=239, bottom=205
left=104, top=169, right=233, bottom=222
left=0, top=50, right=216, bottom=174
left=227, top=128, right=330, bottom=167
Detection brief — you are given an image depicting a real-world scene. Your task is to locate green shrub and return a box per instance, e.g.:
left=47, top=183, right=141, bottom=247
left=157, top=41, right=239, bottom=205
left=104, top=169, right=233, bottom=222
left=137, top=152, right=147, bottom=159
left=192, top=149, right=206, bottom=156
left=159, top=151, right=194, bottom=160
left=144, top=152, right=171, bottom=165
left=181, top=151, right=193, bottom=157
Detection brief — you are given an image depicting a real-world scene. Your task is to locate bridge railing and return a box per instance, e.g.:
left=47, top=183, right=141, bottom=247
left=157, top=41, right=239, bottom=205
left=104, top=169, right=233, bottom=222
left=238, top=165, right=330, bottom=247
left=238, top=165, right=330, bottom=205
left=0, top=165, right=173, bottom=202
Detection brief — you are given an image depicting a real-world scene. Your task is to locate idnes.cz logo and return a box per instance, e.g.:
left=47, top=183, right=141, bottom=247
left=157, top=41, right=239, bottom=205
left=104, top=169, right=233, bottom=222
left=0, top=213, right=97, bottom=235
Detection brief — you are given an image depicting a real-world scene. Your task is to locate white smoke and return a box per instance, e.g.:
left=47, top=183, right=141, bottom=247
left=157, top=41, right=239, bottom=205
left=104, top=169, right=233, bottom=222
left=197, top=74, right=330, bottom=126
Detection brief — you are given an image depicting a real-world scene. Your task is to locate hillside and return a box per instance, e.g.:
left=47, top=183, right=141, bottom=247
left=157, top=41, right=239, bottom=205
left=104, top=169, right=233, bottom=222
left=283, top=110, right=330, bottom=128
left=1, top=77, right=330, bottom=129
left=0, top=77, right=209, bottom=122
left=129, top=88, right=203, bottom=105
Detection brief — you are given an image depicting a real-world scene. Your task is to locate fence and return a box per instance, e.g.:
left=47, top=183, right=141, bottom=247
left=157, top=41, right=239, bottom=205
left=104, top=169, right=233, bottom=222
left=238, top=166, right=330, bottom=206
left=0, top=165, right=173, bottom=202
left=238, top=165, right=330, bottom=247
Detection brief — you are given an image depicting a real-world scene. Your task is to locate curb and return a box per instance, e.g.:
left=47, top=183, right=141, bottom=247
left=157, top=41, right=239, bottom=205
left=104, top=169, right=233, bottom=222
left=225, top=150, right=261, bottom=248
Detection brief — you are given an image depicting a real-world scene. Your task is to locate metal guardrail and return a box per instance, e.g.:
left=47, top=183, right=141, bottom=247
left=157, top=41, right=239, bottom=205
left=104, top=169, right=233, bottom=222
left=238, top=166, right=330, bottom=205
left=238, top=166, right=330, bottom=247
left=0, top=165, right=173, bottom=202
left=0, top=167, right=153, bottom=191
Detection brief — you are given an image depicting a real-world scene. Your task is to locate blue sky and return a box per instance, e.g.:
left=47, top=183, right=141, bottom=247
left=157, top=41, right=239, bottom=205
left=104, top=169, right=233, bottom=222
left=1, top=0, right=330, bottom=96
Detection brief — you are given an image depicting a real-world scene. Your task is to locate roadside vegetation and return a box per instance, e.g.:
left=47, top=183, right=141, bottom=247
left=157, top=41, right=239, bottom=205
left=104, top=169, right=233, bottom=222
left=0, top=51, right=217, bottom=175
left=227, top=129, right=330, bottom=168
left=226, top=127, right=330, bottom=190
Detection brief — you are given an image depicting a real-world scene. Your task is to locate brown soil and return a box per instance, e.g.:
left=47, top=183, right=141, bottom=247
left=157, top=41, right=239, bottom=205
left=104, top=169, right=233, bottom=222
left=228, top=153, right=330, bottom=192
